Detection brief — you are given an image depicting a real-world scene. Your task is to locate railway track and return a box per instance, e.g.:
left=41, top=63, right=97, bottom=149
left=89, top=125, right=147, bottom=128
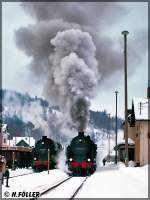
left=69, top=177, right=88, bottom=199
left=32, top=176, right=88, bottom=199
left=31, top=176, right=73, bottom=200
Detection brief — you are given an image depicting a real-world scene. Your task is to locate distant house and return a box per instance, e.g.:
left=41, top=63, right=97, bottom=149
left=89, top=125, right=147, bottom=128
left=115, top=138, right=135, bottom=162
left=16, top=140, right=30, bottom=147
left=117, top=92, right=149, bottom=166
left=7, top=137, right=35, bottom=147
left=127, top=97, right=149, bottom=166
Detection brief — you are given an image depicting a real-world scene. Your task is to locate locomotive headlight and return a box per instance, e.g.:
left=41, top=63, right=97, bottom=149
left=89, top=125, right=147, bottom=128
left=34, top=157, right=37, bottom=160
left=69, top=158, right=73, bottom=161
left=87, top=158, right=91, bottom=162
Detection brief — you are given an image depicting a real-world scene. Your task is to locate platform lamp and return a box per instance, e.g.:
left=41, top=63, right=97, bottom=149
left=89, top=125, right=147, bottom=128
left=12, top=151, right=15, bottom=170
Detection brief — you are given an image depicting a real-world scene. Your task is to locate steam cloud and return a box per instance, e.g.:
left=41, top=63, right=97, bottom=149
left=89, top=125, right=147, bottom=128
left=2, top=90, right=76, bottom=141
left=2, top=91, right=49, bottom=136
left=48, top=29, right=99, bottom=131
left=15, top=2, right=147, bottom=131
left=71, top=97, right=90, bottom=132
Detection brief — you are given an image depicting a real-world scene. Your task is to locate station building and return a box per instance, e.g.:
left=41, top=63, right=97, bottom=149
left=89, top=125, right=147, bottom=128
left=117, top=90, right=149, bottom=166
left=0, top=123, right=35, bottom=168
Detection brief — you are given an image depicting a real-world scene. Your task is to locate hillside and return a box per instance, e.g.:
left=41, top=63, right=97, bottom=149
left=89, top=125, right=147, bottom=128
left=0, top=89, right=123, bottom=142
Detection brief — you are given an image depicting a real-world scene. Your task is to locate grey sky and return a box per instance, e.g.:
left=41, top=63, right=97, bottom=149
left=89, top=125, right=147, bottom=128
left=2, top=2, right=148, bottom=118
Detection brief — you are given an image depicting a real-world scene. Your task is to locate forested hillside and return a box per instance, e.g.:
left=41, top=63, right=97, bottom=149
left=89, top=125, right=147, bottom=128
left=0, top=89, right=123, bottom=141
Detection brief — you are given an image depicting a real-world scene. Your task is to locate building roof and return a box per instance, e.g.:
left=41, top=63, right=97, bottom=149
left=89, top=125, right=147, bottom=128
left=2, top=124, right=7, bottom=130
left=7, top=137, right=35, bottom=147
left=16, top=140, right=30, bottom=147
left=133, top=98, right=149, bottom=120
left=0, top=124, right=10, bottom=137
left=117, top=137, right=135, bottom=146
left=1, top=124, right=8, bottom=133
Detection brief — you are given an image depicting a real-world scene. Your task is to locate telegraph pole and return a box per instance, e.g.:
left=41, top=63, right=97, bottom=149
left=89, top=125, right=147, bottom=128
left=12, top=151, right=15, bottom=170
left=115, top=91, right=118, bottom=164
left=48, top=149, right=50, bottom=174
left=122, top=30, right=129, bottom=167
left=108, top=113, right=111, bottom=162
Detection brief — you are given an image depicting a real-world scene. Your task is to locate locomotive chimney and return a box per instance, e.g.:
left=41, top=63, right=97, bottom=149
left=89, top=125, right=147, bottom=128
left=42, top=136, right=47, bottom=140
left=78, top=131, right=84, bottom=137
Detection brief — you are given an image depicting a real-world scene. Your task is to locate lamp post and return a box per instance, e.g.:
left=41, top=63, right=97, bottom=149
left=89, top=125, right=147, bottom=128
left=122, top=30, right=129, bottom=167
left=115, top=91, right=118, bottom=164
left=48, top=148, right=50, bottom=174
left=12, top=151, right=15, bottom=170
left=108, top=113, right=111, bottom=162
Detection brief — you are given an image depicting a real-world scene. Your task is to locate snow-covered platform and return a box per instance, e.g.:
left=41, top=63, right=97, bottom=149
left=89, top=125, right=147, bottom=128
left=2, top=169, right=69, bottom=198
left=76, top=162, right=148, bottom=198
left=1, top=163, right=148, bottom=198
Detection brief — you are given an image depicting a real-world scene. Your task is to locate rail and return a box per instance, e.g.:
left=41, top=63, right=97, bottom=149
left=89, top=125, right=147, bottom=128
left=31, top=176, right=73, bottom=200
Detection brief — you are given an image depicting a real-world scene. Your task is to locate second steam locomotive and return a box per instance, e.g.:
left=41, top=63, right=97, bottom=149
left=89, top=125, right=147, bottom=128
left=32, top=136, right=62, bottom=171
left=66, top=131, right=97, bottom=176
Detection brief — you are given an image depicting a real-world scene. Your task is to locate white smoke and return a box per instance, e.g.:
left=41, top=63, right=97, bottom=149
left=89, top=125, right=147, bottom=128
left=47, top=108, right=77, bottom=142
left=2, top=90, right=78, bottom=141
left=56, top=148, right=70, bottom=173
left=15, top=3, right=147, bottom=133
left=2, top=91, right=49, bottom=136
left=45, top=29, right=100, bottom=131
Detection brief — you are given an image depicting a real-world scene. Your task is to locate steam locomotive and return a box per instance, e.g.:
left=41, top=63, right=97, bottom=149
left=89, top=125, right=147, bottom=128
left=32, top=136, right=62, bottom=171
left=66, top=132, right=97, bottom=176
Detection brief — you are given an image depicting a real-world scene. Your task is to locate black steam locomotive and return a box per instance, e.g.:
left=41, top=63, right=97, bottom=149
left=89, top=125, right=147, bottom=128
left=32, top=136, right=62, bottom=171
left=66, top=132, right=97, bottom=176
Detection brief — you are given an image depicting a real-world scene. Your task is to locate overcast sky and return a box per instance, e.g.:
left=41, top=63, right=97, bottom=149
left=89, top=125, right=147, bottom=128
left=2, top=2, right=148, bottom=118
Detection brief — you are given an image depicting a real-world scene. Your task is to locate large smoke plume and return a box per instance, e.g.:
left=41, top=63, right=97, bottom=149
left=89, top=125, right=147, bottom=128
left=48, top=29, right=99, bottom=131
left=15, top=2, right=147, bottom=131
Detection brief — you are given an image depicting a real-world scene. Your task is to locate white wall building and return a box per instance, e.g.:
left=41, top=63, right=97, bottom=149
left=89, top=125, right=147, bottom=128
left=7, top=136, right=35, bottom=147
left=0, top=124, right=9, bottom=146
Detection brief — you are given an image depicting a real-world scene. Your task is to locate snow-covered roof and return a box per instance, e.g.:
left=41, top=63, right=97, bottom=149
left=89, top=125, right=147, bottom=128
left=117, top=138, right=135, bottom=146
left=7, top=137, right=35, bottom=147
left=133, top=98, right=149, bottom=120
left=2, top=124, right=7, bottom=131
left=0, top=124, right=9, bottom=136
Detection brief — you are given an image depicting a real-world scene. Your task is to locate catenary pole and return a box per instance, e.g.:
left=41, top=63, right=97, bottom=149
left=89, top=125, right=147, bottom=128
left=115, top=91, right=118, bottom=164
left=122, top=30, right=129, bottom=167
left=108, top=113, right=111, bottom=162
left=48, top=148, right=50, bottom=174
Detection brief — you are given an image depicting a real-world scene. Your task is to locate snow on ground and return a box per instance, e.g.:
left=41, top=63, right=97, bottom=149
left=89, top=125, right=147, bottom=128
left=96, top=130, right=123, bottom=167
left=2, top=163, right=148, bottom=198
left=41, top=177, right=86, bottom=198
left=8, top=168, right=33, bottom=177
left=2, top=169, right=68, bottom=198
left=76, top=162, right=148, bottom=198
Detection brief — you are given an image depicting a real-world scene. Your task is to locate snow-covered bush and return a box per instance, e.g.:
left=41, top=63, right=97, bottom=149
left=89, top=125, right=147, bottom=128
left=128, top=160, right=135, bottom=167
